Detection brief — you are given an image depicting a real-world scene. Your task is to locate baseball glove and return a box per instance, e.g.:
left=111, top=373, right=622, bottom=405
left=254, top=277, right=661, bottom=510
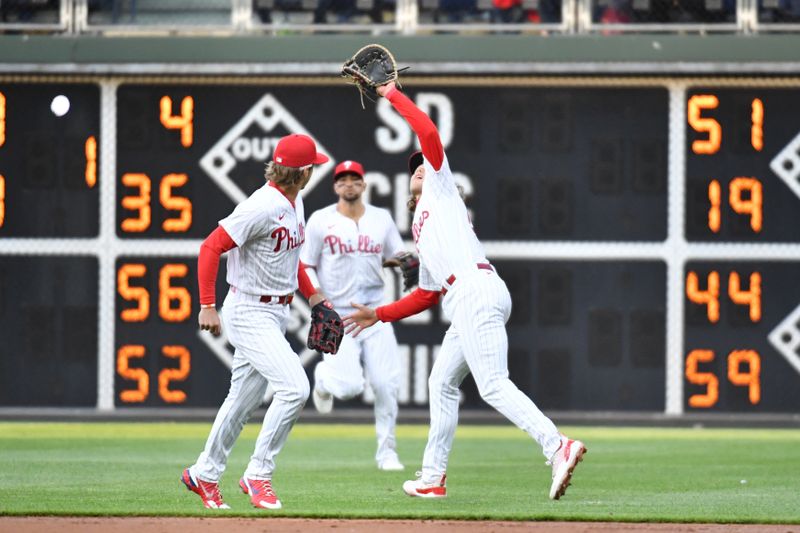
left=382, top=252, right=420, bottom=292
left=307, top=300, right=344, bottom=354
left=341, top=44, right=407, bottom=108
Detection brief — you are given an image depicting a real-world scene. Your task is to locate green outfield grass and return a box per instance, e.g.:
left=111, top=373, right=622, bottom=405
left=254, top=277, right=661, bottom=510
left=0, top=422, right=798, bottom=523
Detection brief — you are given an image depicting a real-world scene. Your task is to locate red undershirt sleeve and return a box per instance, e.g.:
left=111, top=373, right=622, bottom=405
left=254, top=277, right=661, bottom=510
left=375, top=288, right=441, bottom=323
left=385, top=86, right=444, bottom=172
left=297, top=262, right=317, bottom=300
left=198, top=225, right=237, bottom=306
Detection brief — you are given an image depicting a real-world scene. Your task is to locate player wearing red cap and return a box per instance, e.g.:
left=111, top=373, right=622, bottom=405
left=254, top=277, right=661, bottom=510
left=300, top=159, right=407, bottom=471
left=182, top=134, right=332, bottom=510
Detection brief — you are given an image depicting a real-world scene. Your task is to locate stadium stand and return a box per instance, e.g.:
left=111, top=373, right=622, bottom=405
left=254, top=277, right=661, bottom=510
left=0, top=1, right=797, bottom=45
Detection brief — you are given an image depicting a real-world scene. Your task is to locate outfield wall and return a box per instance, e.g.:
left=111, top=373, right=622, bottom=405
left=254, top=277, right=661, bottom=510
left=0, top=34, right=798, bottom=421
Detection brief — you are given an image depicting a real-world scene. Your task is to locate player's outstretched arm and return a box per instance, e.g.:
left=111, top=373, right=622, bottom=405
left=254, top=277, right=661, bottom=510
left=343, top=303, right=379, bottom=338
left=378, top=82, right=444, bottom=171
left=344, top=288, right=440, bottom=337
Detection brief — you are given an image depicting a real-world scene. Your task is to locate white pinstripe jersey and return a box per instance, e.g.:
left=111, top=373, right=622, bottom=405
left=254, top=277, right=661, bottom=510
left=220, top=182, right=305, bottom=295
left=300, top=204, right=404, bottom=312
left=412, top=154, right=488, bottom=291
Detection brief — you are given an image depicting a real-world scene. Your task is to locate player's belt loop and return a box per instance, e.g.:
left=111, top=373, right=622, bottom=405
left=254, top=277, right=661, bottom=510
left=231, top=286, right=293, bottom=305
left=259, top=294, right=294, bottom=305
left=441, top=263, right=493, bottom=296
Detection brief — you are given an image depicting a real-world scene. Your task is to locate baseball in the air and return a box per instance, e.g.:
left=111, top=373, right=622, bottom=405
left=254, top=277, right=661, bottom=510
left=50, top=95, right=70, bottom=117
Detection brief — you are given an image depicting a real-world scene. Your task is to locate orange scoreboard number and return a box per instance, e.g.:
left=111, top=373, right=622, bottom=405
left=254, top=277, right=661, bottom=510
left=706, top=177, right=763, bottom=234
left=688, top=95, right=764, bottom=155
left=688, top=94, right=765, bottom=235
left=686, top=270, right=761, bottom=323
left=116, top=261, right=193, bottom=404
left=117, top=262, right=192, bottom=323
left=160, top=95, right=193, bottom=148
left=120, top=173, right=192, bottom=233
left=117, top=344, right=191, bottom=404
left=119, top=95, right=194, bottom=235
left=681, top=89, right=799, bottom=411
left=85, top=136, right=97, bottom=188
left=685, top=269, right=763, bottom=408
left=685, top=349, right=761, bottom=408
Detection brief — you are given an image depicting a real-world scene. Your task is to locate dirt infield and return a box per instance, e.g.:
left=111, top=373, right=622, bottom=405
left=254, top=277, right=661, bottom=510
left=1, top=517, right=796, bottom=533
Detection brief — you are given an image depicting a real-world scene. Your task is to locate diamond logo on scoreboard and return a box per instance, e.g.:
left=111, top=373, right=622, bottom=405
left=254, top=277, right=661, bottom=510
left=197, top=94, right=333, bottom=400
left=199, top=94, right=335, bottom=203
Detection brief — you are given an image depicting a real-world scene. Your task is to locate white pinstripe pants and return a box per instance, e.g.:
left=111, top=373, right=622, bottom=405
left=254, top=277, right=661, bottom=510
left=421, top=269, right=562, bottom=482
left=314, top=320, right=401, bottom=462
left=192, top=289, right=310, bottom=482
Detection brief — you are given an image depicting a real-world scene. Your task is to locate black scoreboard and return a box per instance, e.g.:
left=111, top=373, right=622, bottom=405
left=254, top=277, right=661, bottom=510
left=0, top=78, right=798, bottom=415
left=683, top=87, right=800, bottom=413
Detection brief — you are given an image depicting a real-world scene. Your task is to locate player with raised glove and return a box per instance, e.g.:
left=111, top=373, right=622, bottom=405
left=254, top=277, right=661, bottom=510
left=307, top=300, right=344, bottom=354
left=382, top=251, right=420, bottom=292
left=341, top=43, right=408, bottom=108
left=341, top=58, right=587, bottom=502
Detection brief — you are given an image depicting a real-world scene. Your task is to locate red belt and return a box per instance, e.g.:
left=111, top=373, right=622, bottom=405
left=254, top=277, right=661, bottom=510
left=260, top=294, right=294, bottom=305
left=231, top=286, right=294, bottom=305
left=441, top=263, right=493, bottom=296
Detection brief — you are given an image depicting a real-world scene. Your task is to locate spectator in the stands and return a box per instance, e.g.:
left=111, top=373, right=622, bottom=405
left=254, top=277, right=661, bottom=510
left=599, top=0, right=633, bottom=25
left=491, top=0, right=559, bottom=23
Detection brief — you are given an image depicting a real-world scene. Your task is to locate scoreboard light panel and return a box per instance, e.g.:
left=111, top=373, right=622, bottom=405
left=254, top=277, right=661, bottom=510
left=0, top=78, right=798, bottom=414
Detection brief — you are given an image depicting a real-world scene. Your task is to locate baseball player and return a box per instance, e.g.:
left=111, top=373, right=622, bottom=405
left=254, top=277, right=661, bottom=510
left=344, top=82, right=587, bottom=500
left=181, top=133, right=335, bottom=510
left=300, top=159, right=408, bottom=472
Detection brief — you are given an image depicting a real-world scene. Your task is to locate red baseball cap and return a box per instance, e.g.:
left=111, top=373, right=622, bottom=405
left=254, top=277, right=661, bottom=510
left=408, top=151, right=424, bottom=174
left=273, top=134, right=329, bottom=168
left=333, top=160, right=365, bottom=180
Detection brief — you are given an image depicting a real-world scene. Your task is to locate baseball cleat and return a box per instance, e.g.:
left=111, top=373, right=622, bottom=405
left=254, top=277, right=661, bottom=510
left=312, top=366, right=333, bottom=414
left=378, top=453, right=405, bottom=471
left=181, top=468, right=230, bottom=509
left=547, top=436, right=587, bottom=500
left=402, top=472, right=447, bottom=498
left=239, top=477, right=282, bottom=509
left=312, top=385, right=333, bottom=414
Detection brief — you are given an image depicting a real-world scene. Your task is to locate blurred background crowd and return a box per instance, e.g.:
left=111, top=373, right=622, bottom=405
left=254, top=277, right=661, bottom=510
left=0, top=0, right=797, bottom=33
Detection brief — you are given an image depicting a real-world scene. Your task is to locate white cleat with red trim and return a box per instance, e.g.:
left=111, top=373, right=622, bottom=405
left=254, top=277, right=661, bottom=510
left=402, top=472, right=447, bottom=498
left=547, top=435, right=587, bottom=500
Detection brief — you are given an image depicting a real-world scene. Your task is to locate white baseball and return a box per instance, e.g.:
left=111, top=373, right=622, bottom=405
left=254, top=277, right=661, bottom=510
left=50, top=95, right=70, bottom=117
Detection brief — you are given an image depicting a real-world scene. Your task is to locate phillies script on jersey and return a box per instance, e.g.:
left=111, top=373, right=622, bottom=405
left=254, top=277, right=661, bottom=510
left=272, top=223, right=305, bottom=252
left=323, top=234, right=383, bottom=255
left=411, top=211, right=430, bottom=244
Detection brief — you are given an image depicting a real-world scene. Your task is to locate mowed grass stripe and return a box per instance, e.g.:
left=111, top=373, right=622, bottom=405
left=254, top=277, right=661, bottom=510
left=0, top=423, right=798, bottom=523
